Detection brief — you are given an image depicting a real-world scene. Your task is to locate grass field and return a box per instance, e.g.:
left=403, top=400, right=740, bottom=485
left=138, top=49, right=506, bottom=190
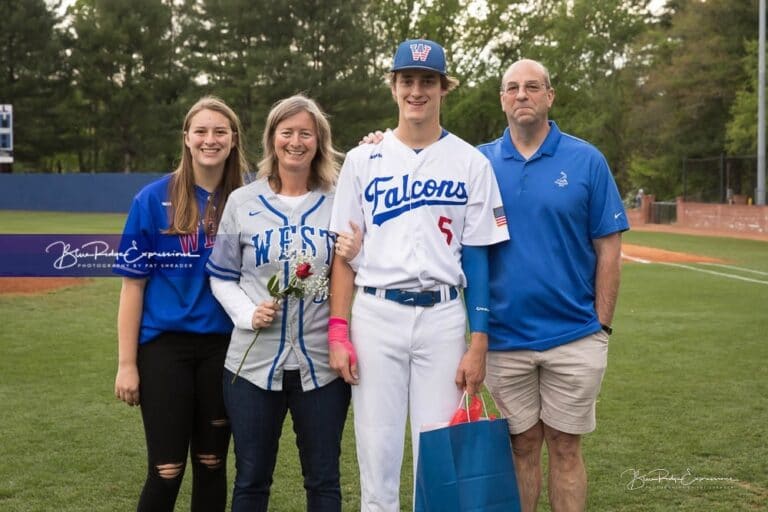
left=1, top=211, right=767, bottom=511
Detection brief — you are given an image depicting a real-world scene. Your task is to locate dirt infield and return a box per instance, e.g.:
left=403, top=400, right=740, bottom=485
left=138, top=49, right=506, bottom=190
left=0, top=277, right=91, bottom=295
left=622, top=244, right=725, bottom=264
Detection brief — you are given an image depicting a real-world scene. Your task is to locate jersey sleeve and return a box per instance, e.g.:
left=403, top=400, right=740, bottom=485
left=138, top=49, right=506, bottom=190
left=588, top=154, right=630, bottom=239
left=113, top=195, right=155, bottom=277
left=210, top=275, right=257, bottom=331
left=461, top=156, right=510, bottom=247
left=205, top=194, right=242, bottom=280
left=329, top=152, right=365, bottom=237
left=461, top=244, right=490, bottom=333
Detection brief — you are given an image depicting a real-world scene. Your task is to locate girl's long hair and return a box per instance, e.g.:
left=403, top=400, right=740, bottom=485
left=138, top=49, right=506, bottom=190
left=166, top=96, right=249, bottom=235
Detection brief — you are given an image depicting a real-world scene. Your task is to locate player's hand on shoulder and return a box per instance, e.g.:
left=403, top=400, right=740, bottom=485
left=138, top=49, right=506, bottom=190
left=115, top=364, right=140, bottom=406
left=359, top=130, right=385, bottom=146
left=252, top=300, right=278, bottom=329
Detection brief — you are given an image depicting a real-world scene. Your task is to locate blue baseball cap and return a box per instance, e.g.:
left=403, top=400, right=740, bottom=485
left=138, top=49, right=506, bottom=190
left=390, top=39, right=447, bottom=75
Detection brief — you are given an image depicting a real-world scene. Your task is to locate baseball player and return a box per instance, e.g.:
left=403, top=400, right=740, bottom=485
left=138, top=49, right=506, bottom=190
left=327, top=39, right=509, bottom=511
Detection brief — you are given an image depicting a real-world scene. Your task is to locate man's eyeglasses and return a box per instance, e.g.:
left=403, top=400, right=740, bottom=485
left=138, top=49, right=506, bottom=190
left=503, top=81, right=549, bottom=95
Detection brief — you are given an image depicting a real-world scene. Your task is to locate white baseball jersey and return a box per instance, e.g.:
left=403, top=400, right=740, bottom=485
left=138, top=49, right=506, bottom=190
left=329, top=129, right=509, bottom=290
left=206, top=178, right=337, bottom=392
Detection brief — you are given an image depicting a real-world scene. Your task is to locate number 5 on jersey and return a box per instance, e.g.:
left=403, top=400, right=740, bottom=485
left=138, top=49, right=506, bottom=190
left=438, top=216, right=453, bottom=245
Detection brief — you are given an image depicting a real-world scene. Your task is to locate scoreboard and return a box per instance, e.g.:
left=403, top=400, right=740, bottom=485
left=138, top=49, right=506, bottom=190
left=0, top=104, right=13, bottom=164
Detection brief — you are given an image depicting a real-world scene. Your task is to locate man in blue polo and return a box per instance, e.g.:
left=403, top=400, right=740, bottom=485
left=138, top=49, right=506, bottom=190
left=478, top=59, right=628, bottom=512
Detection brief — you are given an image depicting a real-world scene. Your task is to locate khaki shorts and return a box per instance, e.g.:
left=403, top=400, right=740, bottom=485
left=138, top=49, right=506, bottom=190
left=485, top=331, right=609, bottom=435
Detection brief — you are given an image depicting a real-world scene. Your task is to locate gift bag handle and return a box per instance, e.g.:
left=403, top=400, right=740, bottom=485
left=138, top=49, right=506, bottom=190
left=456, top=390, right=490, bottom=421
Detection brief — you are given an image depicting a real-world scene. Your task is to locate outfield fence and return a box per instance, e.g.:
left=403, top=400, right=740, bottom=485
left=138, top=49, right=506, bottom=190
left=628, top=194, right=768, bottom=236
left=650, top=201, right=677, bottom=224
left=682, top=154, right=757, bottom=204
left=0, top=173, right=165, bottom=213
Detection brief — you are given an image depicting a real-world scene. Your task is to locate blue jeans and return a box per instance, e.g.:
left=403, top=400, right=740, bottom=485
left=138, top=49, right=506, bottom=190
left=223, top=369, right=350, bottom=512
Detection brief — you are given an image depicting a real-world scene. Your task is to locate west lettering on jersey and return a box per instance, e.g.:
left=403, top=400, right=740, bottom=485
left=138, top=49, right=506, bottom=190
left=204, top=231, right=216, bottom=249
left=364, top=174, right=468, bottom=226
left=252, top=230, right=273, bottom=267
left=300, top=226, right=317, bottom=256
left=177, top=226, right=215, bottom=254
left=251, top=226, right=333, bottom=267
left=277, top=225, right=297, bottom=260
left=178, top=233, right=198, bottom=253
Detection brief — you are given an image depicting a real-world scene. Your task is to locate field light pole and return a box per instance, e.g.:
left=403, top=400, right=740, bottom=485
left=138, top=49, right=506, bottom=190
left=758, top=0, right=766, bottom=205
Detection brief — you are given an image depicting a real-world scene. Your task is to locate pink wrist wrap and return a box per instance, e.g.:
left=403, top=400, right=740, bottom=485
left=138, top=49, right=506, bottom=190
left=328, top=317, right=357, bottom=365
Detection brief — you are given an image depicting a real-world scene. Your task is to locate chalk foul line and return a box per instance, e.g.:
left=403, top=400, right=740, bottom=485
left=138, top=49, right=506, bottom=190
left=621, top=253, right=651, bottom=264
left=698, top=263, right=768, bottom=277
left=622, top=252, right=768, bottom=285
left=659, top=262, right=768, bottom=286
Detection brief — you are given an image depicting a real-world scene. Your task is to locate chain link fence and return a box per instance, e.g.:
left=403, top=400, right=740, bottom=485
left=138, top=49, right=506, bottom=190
left=682, top=155, right=757, bottom=204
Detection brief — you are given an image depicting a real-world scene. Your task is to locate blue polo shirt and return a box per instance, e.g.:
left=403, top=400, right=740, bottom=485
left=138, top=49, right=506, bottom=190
left=114, top=174, right=232, bottom=344
left=477, top=122, right=629, bottom=351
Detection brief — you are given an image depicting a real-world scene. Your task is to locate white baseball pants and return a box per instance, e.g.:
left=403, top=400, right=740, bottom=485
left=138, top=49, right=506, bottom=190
left=350, top=289, right=466, bottom=512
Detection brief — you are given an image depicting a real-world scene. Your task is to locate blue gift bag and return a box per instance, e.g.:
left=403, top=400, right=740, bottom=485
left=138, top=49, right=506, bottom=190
left=415, top=418, right=521, bottom=512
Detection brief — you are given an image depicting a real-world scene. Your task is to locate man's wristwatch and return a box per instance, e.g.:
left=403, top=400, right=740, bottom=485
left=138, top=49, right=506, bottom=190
left=601, top=324, right=613, bottom=335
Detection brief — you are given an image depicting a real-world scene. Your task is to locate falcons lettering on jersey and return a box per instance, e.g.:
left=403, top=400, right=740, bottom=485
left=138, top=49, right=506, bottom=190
left=364, top=175, right=468, bottom=226
left=251, top=225, right=334, bottom=267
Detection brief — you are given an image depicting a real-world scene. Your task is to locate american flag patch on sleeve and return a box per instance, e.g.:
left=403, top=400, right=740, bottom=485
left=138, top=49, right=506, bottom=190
left=493, top=206, right=507, bottom=227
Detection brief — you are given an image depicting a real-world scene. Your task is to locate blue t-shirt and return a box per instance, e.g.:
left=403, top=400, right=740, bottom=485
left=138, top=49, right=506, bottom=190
left=114, top=174, right=233, bottom=344
left=477, top=121, right=629, bottom=351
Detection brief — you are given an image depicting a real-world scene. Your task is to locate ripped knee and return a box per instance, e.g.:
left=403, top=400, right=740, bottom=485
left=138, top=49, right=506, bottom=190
left=194, top=418, right=228, bottom=470
left=155, top=462, right=184, bottom=480
left=196, top=453, right=224, bottom=470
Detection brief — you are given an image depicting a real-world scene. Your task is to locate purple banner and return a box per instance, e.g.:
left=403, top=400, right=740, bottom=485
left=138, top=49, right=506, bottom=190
left=0, top=235, right=200, bottom=277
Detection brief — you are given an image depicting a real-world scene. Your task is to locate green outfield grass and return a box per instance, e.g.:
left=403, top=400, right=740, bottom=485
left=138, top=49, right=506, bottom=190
left=0, top=210, right=126, bottom=234
left=1, top=212, right=767, bottom=511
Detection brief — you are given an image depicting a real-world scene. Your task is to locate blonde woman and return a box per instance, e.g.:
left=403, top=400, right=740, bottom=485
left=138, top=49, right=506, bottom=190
left=207, top=95, right=359, bottom=512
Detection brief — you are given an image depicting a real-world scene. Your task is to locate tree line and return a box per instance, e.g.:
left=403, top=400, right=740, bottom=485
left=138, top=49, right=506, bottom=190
left=0, top=0, right=760, bottom=200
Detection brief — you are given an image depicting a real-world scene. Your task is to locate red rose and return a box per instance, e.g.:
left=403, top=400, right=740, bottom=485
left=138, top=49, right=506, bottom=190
left=295, top=262, right=313, bottom=279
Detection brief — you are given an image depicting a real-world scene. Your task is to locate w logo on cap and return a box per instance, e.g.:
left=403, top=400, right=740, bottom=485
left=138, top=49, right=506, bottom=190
left=392, top=39, right=446, bottom=74
left=410, top=44, right=431, bottom=62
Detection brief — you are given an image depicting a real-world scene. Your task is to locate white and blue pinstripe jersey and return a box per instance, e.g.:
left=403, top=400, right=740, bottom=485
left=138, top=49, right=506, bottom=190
left=206, top=178, right=336, bottom=391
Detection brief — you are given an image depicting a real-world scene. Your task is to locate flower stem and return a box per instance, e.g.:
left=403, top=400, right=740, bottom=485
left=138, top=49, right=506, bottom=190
left=231, top=328, right=262, bottom=384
